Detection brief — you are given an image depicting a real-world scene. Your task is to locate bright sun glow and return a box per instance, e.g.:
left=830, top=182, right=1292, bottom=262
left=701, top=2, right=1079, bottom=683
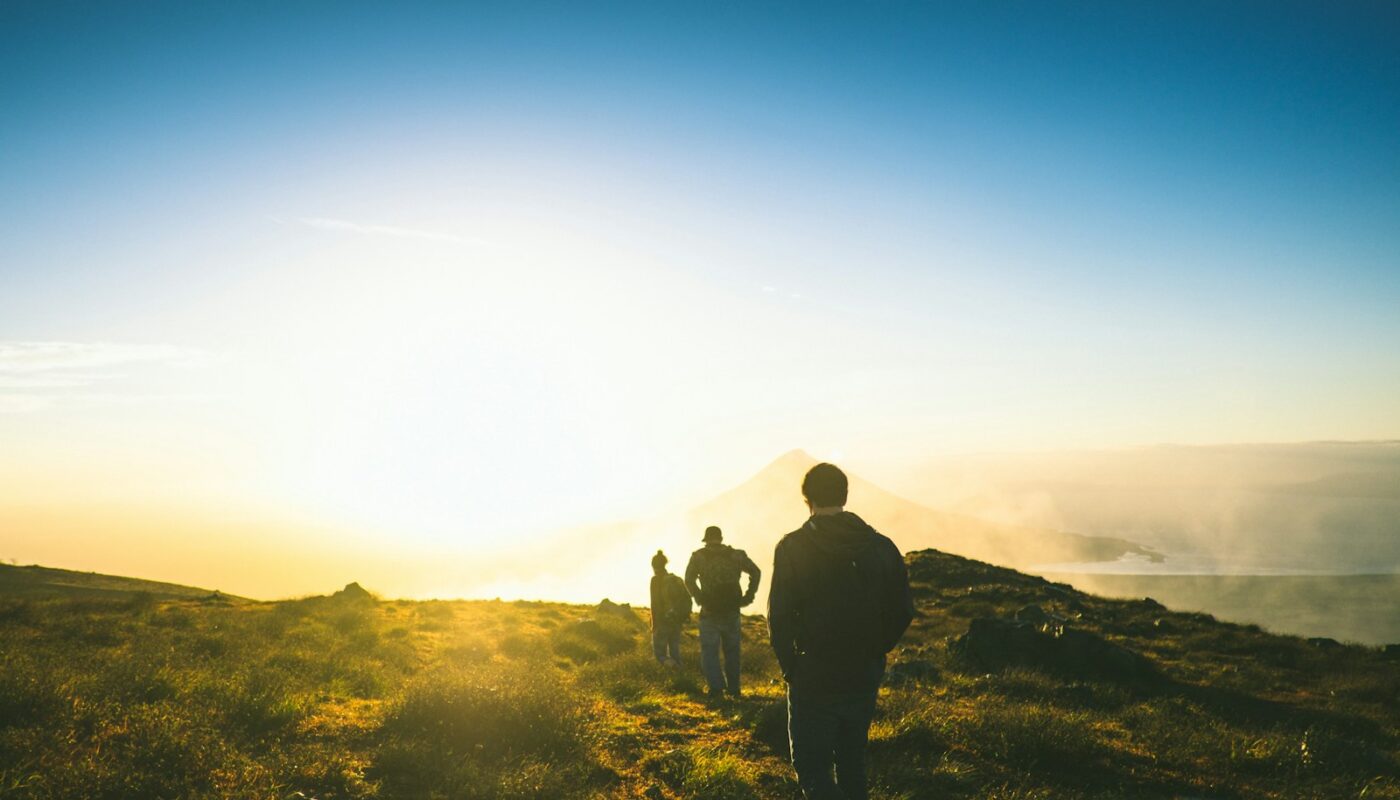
left=2, top=1, right=1397, bottom=601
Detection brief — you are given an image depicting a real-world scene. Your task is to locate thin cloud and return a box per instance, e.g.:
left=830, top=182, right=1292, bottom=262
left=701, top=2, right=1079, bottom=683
left=760, top=284, right=804, bottom=301
left=0, top=341, right=203, bottom=413
left=295, top=216, right=476, bottom=245
left=0, top=395, right=45, bottom=414
left=0, top=341, right=197, bottom=372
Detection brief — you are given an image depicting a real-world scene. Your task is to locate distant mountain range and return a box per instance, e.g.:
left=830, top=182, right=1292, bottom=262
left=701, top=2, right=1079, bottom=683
left=897, top=441, right=1400, bottom=574
left=459, top=449, right=1161, bottom=607
left=683, top=449, right=1158, bottom=568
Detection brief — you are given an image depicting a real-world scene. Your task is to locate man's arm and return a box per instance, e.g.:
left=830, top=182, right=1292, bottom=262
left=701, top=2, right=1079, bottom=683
left=880, top=539, right=916, bottom=653
left=684, top=554, right=702, bottom=602
left=739, top=550, right=762, bottom=605
left=766, top=542, right=798, bottom=681
left=649, top=577, right=662, bottom=630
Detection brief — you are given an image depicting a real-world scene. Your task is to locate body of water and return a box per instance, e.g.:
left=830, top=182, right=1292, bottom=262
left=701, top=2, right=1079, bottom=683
left=1034, top=568, right=1400, bottom=646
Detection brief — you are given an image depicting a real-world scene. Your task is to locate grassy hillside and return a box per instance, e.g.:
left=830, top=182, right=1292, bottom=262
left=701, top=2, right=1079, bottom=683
left=1, top=552, right=1396, bottom=800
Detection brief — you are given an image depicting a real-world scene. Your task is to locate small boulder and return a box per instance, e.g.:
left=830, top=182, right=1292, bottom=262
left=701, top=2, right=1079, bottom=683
left=953, top=617, right=1160, bottom=685
left=1307, top=637, right=1343, bottom=650
left=1015, top=604, right=1051, bottom=624
left=954, top=619, right=1048, bottom=673
left=596, top=598, right=644, bottom=628
left=332, top=582, right=376, bottom=604
left=1014, top=603, right=1069, bottom=634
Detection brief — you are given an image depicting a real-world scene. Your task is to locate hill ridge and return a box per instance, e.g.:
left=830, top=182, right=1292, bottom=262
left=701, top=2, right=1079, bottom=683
left=0, top=561, right=237, bottom=600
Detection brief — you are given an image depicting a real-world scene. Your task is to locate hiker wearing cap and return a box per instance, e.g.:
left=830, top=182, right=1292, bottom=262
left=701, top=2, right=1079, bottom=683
left=649, top=550, right=691, bottom=667
left=768, top=462, right=915, bottom=800
left=684, top=525, right=761, bottom=699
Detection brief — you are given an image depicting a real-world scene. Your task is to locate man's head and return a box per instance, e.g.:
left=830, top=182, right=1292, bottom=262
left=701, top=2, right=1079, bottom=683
left=702, top=525, right=723, bottom=544
left=802, top=462, right=848, bottom=511
left=651, top=550, right=668, bottom=574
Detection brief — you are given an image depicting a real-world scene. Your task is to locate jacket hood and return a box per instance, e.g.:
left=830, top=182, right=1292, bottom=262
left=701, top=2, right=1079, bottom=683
left=802, top=511, right=882, bottom=557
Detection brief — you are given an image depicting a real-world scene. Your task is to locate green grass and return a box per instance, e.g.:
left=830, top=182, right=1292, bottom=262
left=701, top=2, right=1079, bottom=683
left=1, top=550, right=1397, bottom=799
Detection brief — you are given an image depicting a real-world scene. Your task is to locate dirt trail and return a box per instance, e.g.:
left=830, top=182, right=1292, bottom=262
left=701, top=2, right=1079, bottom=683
left=595, top=684, right=799, bottom=799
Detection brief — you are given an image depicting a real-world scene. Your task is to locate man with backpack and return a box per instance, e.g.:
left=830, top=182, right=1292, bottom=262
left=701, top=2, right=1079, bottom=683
left=649, top=550, right=691, bottom=667
left=685, top=525, right=762, bottom=700
left=768, top=462, right=915, bottom=800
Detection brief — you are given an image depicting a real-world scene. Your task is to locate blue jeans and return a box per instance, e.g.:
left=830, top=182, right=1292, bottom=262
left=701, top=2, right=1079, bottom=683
left=652, top=625, right=682, bottom=666
left=787, top=686, right=879, bottom=800
left=698, top=613, right=742, bottom=694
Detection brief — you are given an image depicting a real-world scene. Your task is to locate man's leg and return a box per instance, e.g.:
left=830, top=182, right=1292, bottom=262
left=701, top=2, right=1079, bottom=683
left=651, top=628, right=669, bottom=665
left=788, top=686, right=842, bottom=800
left=832, top=690, right=879, bottom=800
left=721, top=614, right=742, bottom=695
left=666, top=627, right=683, bottom=666
left=697, top=616, right=724, bottom=693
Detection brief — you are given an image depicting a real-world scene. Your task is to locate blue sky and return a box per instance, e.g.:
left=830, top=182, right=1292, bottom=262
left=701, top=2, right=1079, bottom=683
left=4, top=1, right=1397, bottom=326
left=1, top=1, right=1398, bottom=553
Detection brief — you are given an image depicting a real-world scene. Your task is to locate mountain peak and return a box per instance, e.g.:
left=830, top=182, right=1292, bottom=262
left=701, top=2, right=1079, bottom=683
left=764, top=449, right=822, bottom=474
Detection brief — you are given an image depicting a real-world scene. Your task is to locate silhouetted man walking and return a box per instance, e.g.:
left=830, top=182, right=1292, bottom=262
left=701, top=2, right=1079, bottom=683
left=685, top=525, right=761, bottom=699
left=768, top=462, right=915, bottom=800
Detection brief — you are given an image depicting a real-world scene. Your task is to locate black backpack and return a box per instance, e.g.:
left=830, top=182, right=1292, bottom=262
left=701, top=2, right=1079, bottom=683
left=694, top=545, right=744, bottom=610
left=665, top=574, right=693, bottom=624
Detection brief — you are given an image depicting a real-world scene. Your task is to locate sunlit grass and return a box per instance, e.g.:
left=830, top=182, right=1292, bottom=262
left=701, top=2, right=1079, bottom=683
left=1, top=550, right=1397, bottom=799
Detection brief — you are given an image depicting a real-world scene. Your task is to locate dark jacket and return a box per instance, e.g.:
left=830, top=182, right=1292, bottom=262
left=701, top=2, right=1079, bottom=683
left=685, top=543, right=762, bottom=618
left=767, top=511, right=915, bottom=693
left=649, top=572, right=689, bottom=631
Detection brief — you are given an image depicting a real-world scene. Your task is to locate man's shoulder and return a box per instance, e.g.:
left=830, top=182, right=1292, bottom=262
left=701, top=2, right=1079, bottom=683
left=774, top=524, right=811, bottom=554
left=874, top=530, right=902, bottom=555
left=845, top=512, right=898, bottom=550
left=869, top=532, right=907, bottom=574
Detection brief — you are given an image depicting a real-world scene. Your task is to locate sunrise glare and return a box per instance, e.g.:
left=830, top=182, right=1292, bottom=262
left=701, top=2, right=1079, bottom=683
left=3, top=4, right=1398, bottom=798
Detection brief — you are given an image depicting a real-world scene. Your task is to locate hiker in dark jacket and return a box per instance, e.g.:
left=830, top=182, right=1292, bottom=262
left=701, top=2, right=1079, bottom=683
left=768, top=462, right=915, bottom=800
left=685, top=526, right=761, bottom=699
left=649, top=550, right=690, bottom=667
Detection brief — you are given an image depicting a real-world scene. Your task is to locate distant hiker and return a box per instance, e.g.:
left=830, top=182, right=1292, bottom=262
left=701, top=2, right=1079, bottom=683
left=768, top=462, right=915, bottom=800
left=685, top=525, right=762, bottom=699
left=649, top=550, right=691, bottom=667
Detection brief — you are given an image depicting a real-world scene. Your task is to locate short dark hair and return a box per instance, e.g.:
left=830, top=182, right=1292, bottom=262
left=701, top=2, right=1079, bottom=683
left=802, top=462, right=848, bottom=507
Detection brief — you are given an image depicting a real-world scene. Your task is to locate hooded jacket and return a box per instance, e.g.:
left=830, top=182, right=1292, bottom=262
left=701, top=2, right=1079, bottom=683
left=767, top=511, right=915, bottom=693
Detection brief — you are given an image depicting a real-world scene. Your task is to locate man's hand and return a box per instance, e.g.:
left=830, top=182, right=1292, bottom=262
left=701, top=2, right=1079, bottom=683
left=740, top=593, right=756, bottom=608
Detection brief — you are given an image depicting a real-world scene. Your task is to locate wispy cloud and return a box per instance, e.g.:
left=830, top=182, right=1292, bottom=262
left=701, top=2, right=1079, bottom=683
left=292, top=216, right=477, bottom=245
left=0, top=341, right=203, bottom=413
left=0, top=395, right=45, bottom=414
left=760, top=284, right=804, bottom=301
